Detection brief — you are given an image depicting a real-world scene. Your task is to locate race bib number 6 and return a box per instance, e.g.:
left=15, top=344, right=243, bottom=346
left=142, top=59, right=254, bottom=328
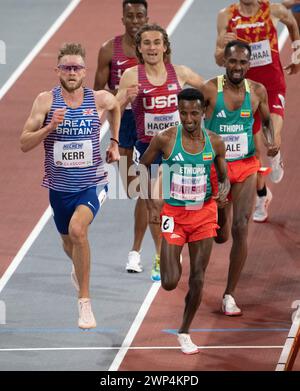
left=161, top=215, right=174, bottom=233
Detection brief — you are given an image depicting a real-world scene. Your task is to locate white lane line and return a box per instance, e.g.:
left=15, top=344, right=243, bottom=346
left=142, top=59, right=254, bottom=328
left=278, top=26, right=289, bottom=52
left=109, top=283, right=161, bottom=371
left=0, top=208, right=51, bottom=294
left=166, top=0, right=195, bottom=36
left=0, top=345, right=283, bottom=353
left=108, top=0, right=195, bottom=372
left=0, top=0, right=81, bottom=101
left=276, top=306, right=300, bottom=371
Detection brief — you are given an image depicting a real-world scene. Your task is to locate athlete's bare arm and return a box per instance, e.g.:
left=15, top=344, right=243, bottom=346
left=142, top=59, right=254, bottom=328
left=271, top=2, right=300, bottom=74
left=93, top=39, right=114, bottom=91
left=251, top=81, right=279, bottom=156
left=271, top=3, right=300, bottom=41
left=174, top=65, right=205, bottom=89
left=116, top=66, right=139, bottom=112
left=20, top=92, right=65, bottom=152
left=215, top=8, right=236, bottom=67
left=207, top=131, right=230, bottom=206
left=95, top=90, right=121, bottom=163
left=199, top=79, right=218, bottom=119
left=139, top=128, right=175, bottom=209
left=282, top=0, right=300, bottom=8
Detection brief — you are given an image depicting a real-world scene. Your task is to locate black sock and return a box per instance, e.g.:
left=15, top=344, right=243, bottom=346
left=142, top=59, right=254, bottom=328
left=257, top=185, right=267, bottom=197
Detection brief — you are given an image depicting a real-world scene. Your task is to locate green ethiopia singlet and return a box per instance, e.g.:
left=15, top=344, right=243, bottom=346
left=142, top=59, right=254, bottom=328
left=204, top=75, right=255, bottom=162
left=163, top=125, right=215, bottom=207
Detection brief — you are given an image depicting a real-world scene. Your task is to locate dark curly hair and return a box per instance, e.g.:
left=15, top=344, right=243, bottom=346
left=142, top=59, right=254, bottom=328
left=135, top=24, right=171, bottom=64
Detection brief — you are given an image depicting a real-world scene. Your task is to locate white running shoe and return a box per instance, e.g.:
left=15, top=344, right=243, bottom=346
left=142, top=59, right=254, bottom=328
left=126, top=251, right=143, bottom=273
left=222, top=294, right=242, bottom=316
left=78, top=298, right=97, bottom=329
left=177, top=333, right=200, bottom=355
left=253, top=188, right=273, bottom=223
left=71, top=264, right=79, bottom=292
left=269, top=152, right=284, bottom=183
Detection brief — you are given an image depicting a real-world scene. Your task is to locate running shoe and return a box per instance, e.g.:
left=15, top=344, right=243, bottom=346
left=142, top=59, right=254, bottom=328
left=253, top=188, right=273, bottom=223
left=177, top=333, right=200, bottom=355
left=222, top=294, right=242, bottom=316
left=126, top=251, right=143, bottom=273
left=78, top=298, right=97, bottom=329
left=71, top=264, right=79, bottom=292
left=269, top=152, right=284, bottom=183
left=151, top=254, right=160, bottom=282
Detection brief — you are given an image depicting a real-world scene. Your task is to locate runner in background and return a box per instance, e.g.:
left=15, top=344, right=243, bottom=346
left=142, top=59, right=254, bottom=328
left=94, top=0, right=149, bottom=272
left=203, top=41, right=278, bottom=315
left=283, top=0, right=300, bottom=30
left=215, top=0, right=300, bottom=222
left=117, top=24, right=205, bottom=281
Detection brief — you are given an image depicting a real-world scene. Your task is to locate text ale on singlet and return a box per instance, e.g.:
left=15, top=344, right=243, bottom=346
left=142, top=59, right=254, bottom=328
left=220, top=133, right=248, bottom=159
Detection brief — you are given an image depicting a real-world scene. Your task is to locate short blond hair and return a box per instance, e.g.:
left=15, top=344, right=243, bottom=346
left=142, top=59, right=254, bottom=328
left=57, top=42, right=86, bottom=62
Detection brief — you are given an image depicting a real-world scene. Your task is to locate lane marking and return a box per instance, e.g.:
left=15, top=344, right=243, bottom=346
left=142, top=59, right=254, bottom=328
left=278, top=26, right=289, bottom=52
left=164, top=0, right=194, bottom=36
left=276, top=306, right=300, bottom=371
left=0, top=345, right=283, bottom=353
left=0, top=0, right=81, bottom=101
left=0, top=327, right=117, bottom=334
left=0, top=208, right=51, bottom=293
left=163, top=328, right=289, bottom=334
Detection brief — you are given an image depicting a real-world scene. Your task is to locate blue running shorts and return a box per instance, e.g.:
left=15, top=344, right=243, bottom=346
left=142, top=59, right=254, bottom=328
left=292, top=4, right=300, bottom=12
left=49, top=184, right=108, bottom=234
left=119, top=109, right=137, bottom=149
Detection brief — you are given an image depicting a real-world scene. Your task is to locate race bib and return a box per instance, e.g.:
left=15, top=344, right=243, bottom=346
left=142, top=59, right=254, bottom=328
left=54, top=140, right=93, bottom=168
left=170, top=173, right=207, bottom=203
left=161, top=215, right=174, bottom=233
left=144, top=111, right=180, bottom=136
left=221, top=133, right=248, bottom=160
left=250, top=40, right=272, bottom=68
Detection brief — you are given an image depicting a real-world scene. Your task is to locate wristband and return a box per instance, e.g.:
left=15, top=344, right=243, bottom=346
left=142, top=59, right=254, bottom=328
left=110, top=137, right=119, bottom=145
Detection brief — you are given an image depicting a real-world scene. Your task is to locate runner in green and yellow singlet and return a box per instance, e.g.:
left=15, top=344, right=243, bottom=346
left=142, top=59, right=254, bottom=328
left=139, top=88, right=229, bottom=355
left=201, top=40, right=278, bottom=317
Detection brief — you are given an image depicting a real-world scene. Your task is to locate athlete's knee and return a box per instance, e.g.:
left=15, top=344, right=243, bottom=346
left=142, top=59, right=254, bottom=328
left=161, top=274, right=179, bottom=291
left=231, top=216, right=249, bottom=239
left=214, top=229, right=229, bottom=244
left=69, top=220, right=88, bottom=244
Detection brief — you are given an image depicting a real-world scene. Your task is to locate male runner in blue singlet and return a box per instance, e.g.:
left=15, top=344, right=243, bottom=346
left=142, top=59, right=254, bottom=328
left=21, top=43, right=120, bottom=330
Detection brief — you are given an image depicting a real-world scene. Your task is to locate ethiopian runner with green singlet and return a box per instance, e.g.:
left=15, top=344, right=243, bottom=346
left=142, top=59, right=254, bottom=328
left=139, top=88, right=229, bottom=355
left=202, top=40, right=279, bottom=317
